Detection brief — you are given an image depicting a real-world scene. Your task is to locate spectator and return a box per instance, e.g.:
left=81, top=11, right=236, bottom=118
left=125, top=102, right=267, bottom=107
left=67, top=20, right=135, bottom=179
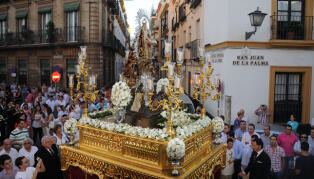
left=260, top=125, right=271, bottom=147
left=45, top=96, right=55, bottom=113
left=32, top=105, right=43, bottom=146
left=218, top=123, right=229, bottom=143
left=254, top=105, right=270, bottom=125
left=15, top=156, right=44, bottom=179
left=239, top=109, right=248, bottom=122
left=221, top=139, right=234, bottom=179
left=294, top=133, right=312, bottom=157
left=34, top=136, right=61, bottom=179
left=0, top=139, right=18, bottom=164
left=287, top=114, right=299, bottom=133
left=241, top=135, right=259, bottom=179
left=18, top=138, right=38, bottom=167
left=42, top=104, right=53, bottom=136
left=265, top=135, right=285, bottom=179
left=235, top=120, right=247, bottom=141
left=242, top=124, right=260, bottom=148
left=239, top=139, right=271, bottom=179
left=9, top=118, right=29, bottom=151
left=277, top=124, right=298, bottom=172
left=0, top=154, right=18, bottom=179
left=294, top=142, right=314, bottom=179
left=227, top=131, right=243, bottom=179
left=47, top=84, right=55, bottom=96
left=308, top=127, right=314, bottom=156
left=233, top=111, right=243, bottom=130
left=53, top=124, right=68, bottom=146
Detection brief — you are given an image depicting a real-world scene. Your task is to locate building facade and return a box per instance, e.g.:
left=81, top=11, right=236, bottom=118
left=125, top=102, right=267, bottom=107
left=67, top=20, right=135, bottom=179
left=0, top=0, right=128, bottom=88
left=204, top=0, right=314, bottom=124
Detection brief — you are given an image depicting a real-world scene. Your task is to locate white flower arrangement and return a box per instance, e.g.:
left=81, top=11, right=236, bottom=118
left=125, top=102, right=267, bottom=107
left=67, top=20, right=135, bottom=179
left=175, top=116, right=211, bottom=139
left=79, top=117, right=169, bottom=141
left=166, top=138, right=185, bottom=160
left=160, top=110, right=191, bottom=127
left=212, top=116, right=224, bottom=133
left=79, top=114, right=212, bottom=141
left=111, top=81, right=132, bottom=107
left=156, top=78, right=169, bottom=94
left=64, top=118, right=78, bottom=134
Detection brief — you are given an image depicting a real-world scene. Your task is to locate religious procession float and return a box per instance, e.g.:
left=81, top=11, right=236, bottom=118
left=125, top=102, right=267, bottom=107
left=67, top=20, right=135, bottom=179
left=60, top=22, right=226, bottom=179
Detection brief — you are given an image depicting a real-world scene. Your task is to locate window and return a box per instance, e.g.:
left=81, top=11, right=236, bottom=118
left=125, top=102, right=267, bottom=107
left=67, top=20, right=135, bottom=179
left=196, top=19, right=200, bottom=40
left=0, top=60, right=6, bottom=83
left=18, top=60, right=27, bottom=85
left=40, top=59, right=50, bottom=86
left=40, top=12, right=51, bottom=43
left=0, top=16, right=6, bottom=41
left=188, top=26, right=192, bottom=42
left=66, top=59, right=77, bottom=87
left=277, top=0, right=304, bottom=22
left=67, top=11, right=78, bottom=41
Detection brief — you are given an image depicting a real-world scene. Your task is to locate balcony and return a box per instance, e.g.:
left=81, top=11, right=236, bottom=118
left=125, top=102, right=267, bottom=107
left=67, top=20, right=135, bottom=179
left=271, top=15, right=314, bottom=40
left=0, top=26, right=85, bottom=48
left=102, top=30, right=126, bottom=55
left=179, top=4, right=186, bottom=22
left=190, top=0, right=201, bottom=9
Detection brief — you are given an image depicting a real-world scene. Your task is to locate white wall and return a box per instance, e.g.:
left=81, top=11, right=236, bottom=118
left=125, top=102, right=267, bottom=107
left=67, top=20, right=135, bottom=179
left=205, top=48, right=314, bottom=124
left=204, top=0, right=272, bottom=45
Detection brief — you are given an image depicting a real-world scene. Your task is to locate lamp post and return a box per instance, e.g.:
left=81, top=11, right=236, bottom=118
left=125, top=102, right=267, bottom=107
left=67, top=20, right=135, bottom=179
left=245, top=7, right=267, bottom=40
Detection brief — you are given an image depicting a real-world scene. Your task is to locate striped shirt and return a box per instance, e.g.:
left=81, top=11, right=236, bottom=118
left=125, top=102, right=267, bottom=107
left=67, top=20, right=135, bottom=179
left=9, top=128, right=29, bottom=149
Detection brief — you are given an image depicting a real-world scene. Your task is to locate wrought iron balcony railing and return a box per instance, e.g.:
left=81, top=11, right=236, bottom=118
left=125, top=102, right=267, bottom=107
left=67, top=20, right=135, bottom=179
left=0, top=26, right=85, bottom=47
left=271, top=15, right=314, bottom=40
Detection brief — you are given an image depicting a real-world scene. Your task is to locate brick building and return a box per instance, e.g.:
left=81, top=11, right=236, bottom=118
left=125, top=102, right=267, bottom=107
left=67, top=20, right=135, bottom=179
left=0, top=0, right=129, bottom=88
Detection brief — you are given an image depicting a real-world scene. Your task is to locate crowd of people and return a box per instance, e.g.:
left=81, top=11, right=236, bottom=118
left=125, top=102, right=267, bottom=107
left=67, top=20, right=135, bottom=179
left=0, top=82, right=111, bottom=179
left=219, top=108, right=314, bottom=179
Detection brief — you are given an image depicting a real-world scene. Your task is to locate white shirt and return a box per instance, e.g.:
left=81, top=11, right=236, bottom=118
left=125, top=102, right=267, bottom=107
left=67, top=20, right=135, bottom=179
left=0, top=148, right=19, bottom=164
left=69, top=111, right=80, bottom=120
left=88, top=103, right=97, bottom=112
left=18, top=146, right=38, bottom=167
left=15, top=167, right=36, bottom=179
left=218, top=132, right=227, bottom=143
left=241, top=132, right=260, bottom=148
left=54, top=133, right=68, bottom=146
left=58, top=110, right=68, bottom=118
left=48, top=87, right=55, bottom=94
left=64, top=93, right=71, bottom=104
left=55, top=100, right=66, bottom=108
left=294, top=140, right=312, bottom=154
left=221, top=148, right=234, bottom=175
left=45, top=99, right=55, bottom=111
left=256, top=149, right=263, bottom=157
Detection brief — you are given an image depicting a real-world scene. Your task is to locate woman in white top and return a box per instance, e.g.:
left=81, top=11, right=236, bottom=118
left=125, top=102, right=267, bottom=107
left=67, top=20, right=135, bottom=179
left=53, top=124, right=68, bottom=146
left=41, top=104, right=54, bottom=136
left=18, top=138, right=38, bottom=167
left=69, top=105, right=80, bottom=120
left=15, top=156, right=45, bottom=179
left=32, top=105, right=43, bottom=146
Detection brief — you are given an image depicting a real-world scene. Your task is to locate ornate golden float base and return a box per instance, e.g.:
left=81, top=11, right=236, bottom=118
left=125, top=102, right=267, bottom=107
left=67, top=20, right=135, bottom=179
left=60, top=124, right=226, bottom=178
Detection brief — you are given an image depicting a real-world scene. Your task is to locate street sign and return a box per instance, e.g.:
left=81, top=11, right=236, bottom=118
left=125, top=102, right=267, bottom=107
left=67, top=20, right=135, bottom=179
left=52, top=72, right=61, bottom=82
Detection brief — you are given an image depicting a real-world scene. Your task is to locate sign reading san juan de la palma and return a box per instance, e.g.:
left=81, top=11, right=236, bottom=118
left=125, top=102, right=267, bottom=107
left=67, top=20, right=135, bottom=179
left=232, top=55, right=269, bottom=66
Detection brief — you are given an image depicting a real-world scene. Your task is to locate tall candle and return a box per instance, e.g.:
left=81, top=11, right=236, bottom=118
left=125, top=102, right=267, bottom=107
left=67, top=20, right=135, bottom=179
left=89, top=76, right=93, bottom=87
left=80, top=46, right=87, bottom=58
left=177, top=48, right=184, bottom=64
left=164, top=40, right=172, bottom=56
left=215, top=76, right=218, bottom=85
left=175, top=78, right=181, bottom=88
left=94, top=75, right=97, bottom=86
left=69, top=74, right=74, bottom=86
left=199, top=47, right=204, bottom=58
left=76, top=65, right=81, bottom=75
left=148, top=79, right=153, bottom=91
left=168, top=63, right=175, bottom=77
left=206, top=54, right=211, bottom=64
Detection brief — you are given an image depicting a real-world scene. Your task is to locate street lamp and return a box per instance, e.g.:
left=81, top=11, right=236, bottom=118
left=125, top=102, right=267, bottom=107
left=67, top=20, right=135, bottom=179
left=245, top=7, right=267, bottom=40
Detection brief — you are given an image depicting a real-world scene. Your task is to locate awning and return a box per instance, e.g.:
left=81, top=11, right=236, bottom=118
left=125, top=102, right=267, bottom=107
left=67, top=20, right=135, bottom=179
left=64, top=3, right=80, bottom=12
left=0, top=15, right=7, bottom=21
left=38, top=8, right=52, bottom=14
left=16, top=12, right=27, bottom=19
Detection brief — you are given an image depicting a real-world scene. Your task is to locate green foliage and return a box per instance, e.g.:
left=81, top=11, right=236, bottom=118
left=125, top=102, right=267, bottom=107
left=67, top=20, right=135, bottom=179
left=88, top=110, right=113, bottom=119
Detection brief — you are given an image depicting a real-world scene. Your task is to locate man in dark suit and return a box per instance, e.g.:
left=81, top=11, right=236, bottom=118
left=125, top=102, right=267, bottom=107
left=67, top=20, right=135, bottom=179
left=239, top=138, right=271, bottom=179
left=34, top=136, right=62, bottom=179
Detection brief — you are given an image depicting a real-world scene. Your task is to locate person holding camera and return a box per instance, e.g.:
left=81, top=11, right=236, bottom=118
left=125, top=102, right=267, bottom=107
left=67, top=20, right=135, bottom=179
left=255, top=105, right=270, bottom=125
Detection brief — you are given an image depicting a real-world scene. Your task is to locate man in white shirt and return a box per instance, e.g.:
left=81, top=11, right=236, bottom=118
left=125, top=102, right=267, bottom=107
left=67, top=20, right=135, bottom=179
left=55, top=95, right=66, bottom=110
left=45, top=96, right=55, bottom=112
left=221, top=139, right=234, bottom=179
left=15, top=156, right=44, bottom=179
left=0, top=139, right=19, bottom=164
left=242, top=124, right=260, bottom=148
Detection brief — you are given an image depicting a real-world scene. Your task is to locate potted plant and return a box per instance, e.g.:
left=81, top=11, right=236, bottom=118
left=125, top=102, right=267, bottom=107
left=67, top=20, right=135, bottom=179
left=46, top=21, right=55, bottom=43
left=285, top=22, right=304, bottom=40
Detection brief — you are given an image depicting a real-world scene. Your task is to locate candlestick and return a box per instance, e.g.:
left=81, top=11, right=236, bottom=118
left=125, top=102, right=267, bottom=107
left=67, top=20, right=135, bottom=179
left=215, top=76, right=218, bottom=86
left=164, top=40, right=172, bottom=56
left=68, top=74, right=74, bottom=86
left=206, top=53, right=211, bottom=64
left=175, top=77, right=181, bottom=89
